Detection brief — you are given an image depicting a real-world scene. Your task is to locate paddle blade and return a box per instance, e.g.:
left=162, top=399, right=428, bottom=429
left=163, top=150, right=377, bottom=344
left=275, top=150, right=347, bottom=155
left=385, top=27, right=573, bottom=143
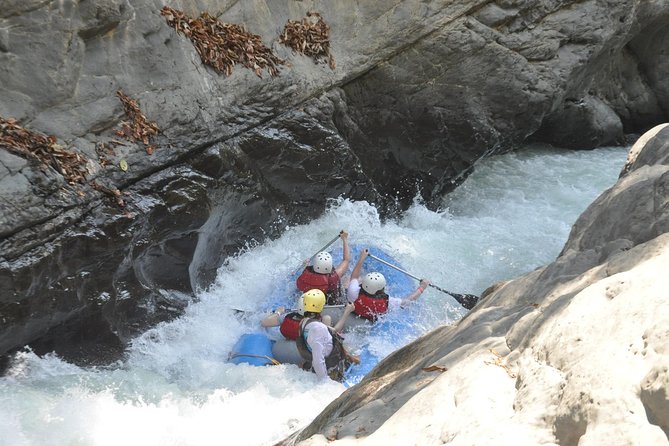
left=453, top=293, right=479, bottom=310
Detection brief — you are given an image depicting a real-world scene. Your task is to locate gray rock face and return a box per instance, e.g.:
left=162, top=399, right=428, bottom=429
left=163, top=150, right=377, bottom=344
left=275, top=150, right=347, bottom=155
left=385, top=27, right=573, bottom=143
left=531, top=95, right=625, bottom=149
left=287, top=125, right=669, bottom=445
left=1, top=0, right=669, bottom=362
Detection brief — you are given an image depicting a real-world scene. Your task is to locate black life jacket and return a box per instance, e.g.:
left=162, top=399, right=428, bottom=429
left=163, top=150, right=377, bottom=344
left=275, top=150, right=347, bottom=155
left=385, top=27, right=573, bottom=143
left=296, top=317, right=348, bottom=382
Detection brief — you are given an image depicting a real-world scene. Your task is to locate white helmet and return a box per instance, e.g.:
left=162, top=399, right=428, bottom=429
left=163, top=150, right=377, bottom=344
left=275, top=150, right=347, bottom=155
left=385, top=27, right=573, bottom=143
left=312, top=252, right=333, bottom=274
left=361, top=272, right=386, bottom=294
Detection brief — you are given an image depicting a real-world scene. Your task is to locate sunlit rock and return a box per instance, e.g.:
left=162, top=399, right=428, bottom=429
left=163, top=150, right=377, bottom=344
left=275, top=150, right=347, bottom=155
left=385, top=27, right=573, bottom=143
left=288, top=125, right=669, bottom=444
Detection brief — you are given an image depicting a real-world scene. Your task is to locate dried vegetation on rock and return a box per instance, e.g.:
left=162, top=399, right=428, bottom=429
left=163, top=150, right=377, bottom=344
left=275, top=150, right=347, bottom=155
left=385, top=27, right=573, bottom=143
left=90, top=180, right=129, bottom=209
left=115, top=90, right=160, bottom=154
left=2, top=7, right=338, bottom=214
left=0, top=116, right=90, bottom=185
left=161, top=6, right=285, bottom=77
left=280, top=11, right=335, bottom=69
left=0, top=88, right=161, bottom=213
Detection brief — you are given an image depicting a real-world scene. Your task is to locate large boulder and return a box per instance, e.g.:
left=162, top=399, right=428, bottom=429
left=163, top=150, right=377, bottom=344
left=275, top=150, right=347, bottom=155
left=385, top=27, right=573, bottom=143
left=285, top=124, right=669, bottom=445
left=1, top=0, right=669, bottom=363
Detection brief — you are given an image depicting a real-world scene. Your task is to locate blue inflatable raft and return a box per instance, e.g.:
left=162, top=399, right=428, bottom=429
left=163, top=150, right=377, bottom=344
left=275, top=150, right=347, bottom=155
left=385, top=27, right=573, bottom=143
left=229, top=333, right=277, bottom=366
left=228, top=245, right=418, bottom=384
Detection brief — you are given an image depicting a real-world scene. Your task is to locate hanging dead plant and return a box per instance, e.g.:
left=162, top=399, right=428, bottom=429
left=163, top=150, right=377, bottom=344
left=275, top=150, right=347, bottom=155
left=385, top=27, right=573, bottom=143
left=0, top=117, right=90, bottom=185
left=161, top=6, right=285, bottom=77
left=280, top=11, right=335, bottom=69
left=115, top=90, right=160, bottom=154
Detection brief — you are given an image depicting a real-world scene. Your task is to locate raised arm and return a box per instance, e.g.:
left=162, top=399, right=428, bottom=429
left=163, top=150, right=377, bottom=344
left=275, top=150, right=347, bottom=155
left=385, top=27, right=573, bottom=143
left=332, top=303, right=355, bottom=333
left=260, top=306, right=285, bottom=327
left=350, top=248, right=369, bottom=281
left=334, top=230, right=351, bottom=277
left=400, top=279, right=431, bottom=307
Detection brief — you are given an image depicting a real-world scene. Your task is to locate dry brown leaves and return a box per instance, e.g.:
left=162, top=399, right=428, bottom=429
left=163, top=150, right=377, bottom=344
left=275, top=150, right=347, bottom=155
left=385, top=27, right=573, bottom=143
left=95, top=139, right=126, bottom=167
left=95, top=142, right=114, bottom=167
left=421, top=365, right=448, bottom=373
left=484, top=349, right=517, bottom=378
left=0, top=117, right=136, bottom=213
left=161, top=6, right=285, bottom=78
left=90, top=180, right=130, bottom=209
left=0, top=116, right=89, bottom=185
left=115, top=90, right=160, bottom=154
left=280, top=11, right=335, bottom=69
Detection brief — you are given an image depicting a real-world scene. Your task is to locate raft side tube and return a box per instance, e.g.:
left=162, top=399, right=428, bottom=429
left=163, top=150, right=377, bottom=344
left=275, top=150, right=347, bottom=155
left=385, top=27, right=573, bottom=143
left=271, top=339, right=303, bottom=365
left=321, top=307, right=372, bottom=331
left=229, top=333, right=277, bottom=366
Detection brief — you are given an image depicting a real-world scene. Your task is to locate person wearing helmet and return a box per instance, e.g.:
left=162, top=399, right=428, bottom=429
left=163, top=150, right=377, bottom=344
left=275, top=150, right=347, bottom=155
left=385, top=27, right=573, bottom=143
left=260, top=295, right=355, bottom=341
left=347, top=248, right=430, bottom=321
left=261, top=304, right=305, bottom=341
left=296, top=289, right=359, bottom=381
left=296, top=231, right=351, bottom=305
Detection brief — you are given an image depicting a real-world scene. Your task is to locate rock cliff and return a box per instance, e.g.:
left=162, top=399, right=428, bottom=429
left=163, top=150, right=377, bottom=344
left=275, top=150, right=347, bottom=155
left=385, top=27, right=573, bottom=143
left=1, top=1, right=668, bottom=364
left=286, top=124, right=669, bottom=445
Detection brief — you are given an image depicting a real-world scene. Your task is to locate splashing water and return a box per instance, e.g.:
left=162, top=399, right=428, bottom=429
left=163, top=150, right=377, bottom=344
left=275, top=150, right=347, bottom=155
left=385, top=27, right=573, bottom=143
left=0, top=145, right=628, bottom=445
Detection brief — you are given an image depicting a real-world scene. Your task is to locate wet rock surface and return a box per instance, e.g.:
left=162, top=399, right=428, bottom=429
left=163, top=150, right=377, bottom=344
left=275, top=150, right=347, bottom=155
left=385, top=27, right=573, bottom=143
left=1, top=0, right=668, bottom=364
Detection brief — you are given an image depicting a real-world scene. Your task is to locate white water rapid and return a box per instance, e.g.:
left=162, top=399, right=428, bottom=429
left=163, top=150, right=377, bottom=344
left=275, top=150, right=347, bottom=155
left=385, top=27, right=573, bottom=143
left=0, top=145, right=628, bottom=446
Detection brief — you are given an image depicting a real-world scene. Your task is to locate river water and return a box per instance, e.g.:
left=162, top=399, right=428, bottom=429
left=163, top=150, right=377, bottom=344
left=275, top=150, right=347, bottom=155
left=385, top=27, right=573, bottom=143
left=0, top=145, right=628, bottom=446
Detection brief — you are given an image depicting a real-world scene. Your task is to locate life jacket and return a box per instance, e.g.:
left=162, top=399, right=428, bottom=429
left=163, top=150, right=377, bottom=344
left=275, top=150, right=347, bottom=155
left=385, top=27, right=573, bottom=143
left=296, top=267, right=343, bottom=305
left=353, top=289, right=389, bottom=321
left=296, top=317, right=349, bottom=382
left=279, top=312, right=303, bottom=341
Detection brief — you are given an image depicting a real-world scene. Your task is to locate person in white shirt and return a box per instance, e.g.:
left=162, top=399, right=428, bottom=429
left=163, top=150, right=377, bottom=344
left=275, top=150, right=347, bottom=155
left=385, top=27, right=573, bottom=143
left=347, top=248, right=430, bottom=320
left=295, top=289, right=359, bottom=381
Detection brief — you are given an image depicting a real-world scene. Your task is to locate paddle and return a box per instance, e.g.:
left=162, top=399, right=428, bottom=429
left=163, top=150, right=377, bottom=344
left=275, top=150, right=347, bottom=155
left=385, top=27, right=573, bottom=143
left=233, top=304, right=346, bottom=315
left=232, top=232, right=345, bottom=316
left=294, top=230, right=344, bottom=274
left=367, top=253, right=479, bottom=310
